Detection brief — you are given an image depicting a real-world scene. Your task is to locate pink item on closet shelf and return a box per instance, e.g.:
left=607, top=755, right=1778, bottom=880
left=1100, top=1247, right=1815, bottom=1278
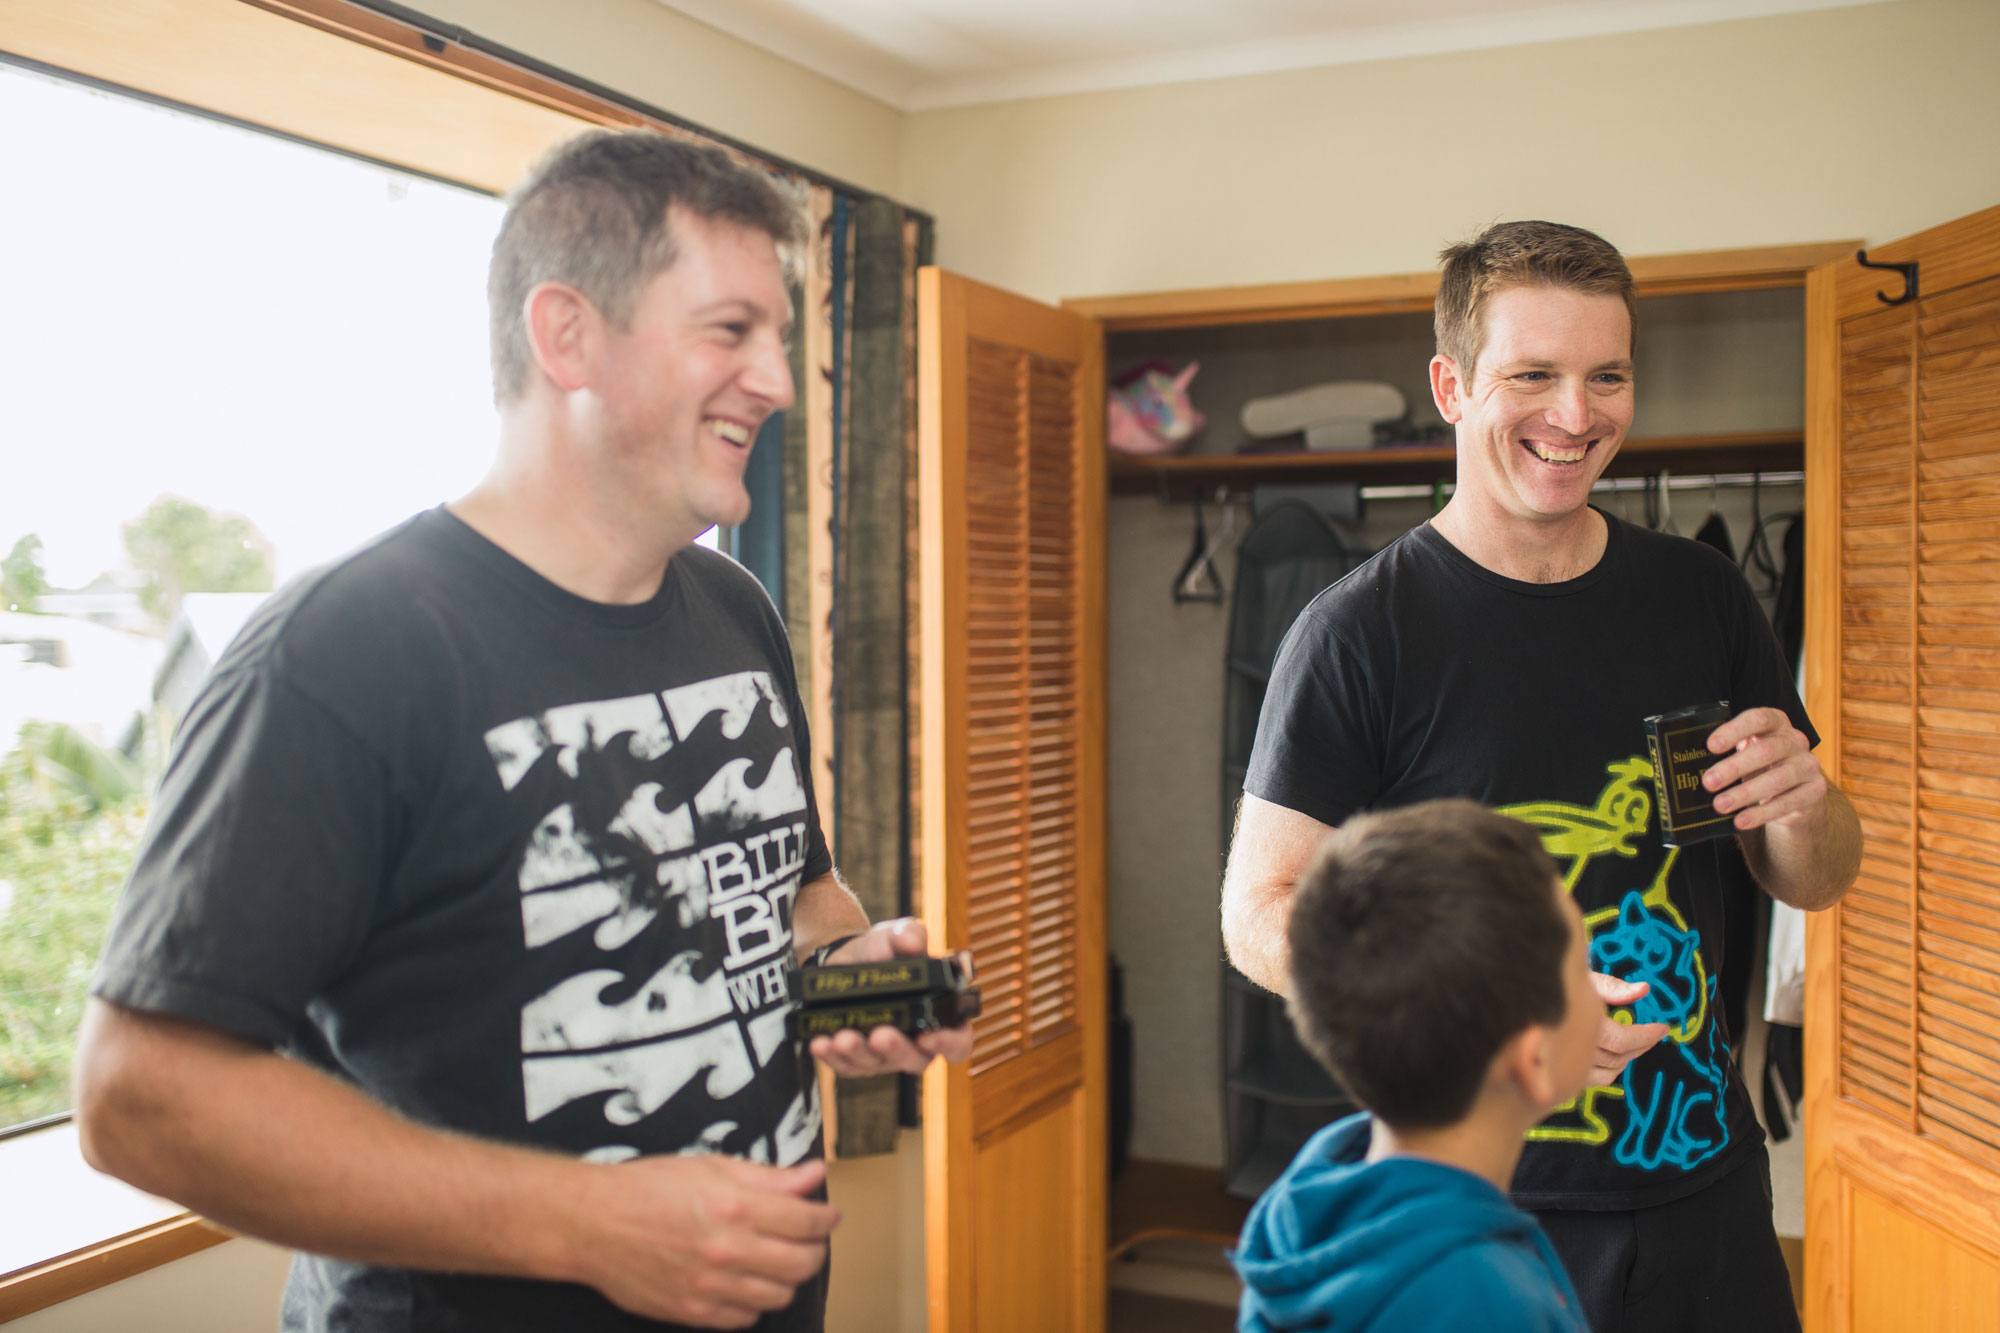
left=1107, top=360, right=1205, bottom=455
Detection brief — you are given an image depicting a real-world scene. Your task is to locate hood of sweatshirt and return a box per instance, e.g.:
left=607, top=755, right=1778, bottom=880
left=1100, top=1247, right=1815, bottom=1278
left=1233, top=1114, right=1559, bottom=1333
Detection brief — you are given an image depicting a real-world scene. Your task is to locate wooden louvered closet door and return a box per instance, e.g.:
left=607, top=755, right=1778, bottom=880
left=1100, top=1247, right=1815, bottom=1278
left=918, top=269, right=1107, bottom=1333
left=1806, top=203, right=2000, bottom=1332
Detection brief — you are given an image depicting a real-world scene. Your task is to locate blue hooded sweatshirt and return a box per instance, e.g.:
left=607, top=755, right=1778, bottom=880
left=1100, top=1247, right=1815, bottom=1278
left=1233, top=1114, right=1590, bottom=1333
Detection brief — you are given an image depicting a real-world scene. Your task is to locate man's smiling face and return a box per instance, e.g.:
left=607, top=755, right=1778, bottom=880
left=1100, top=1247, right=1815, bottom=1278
left=593, top=205, right=794, bottom=540
left=1432, top=284, right=1634, bottom=530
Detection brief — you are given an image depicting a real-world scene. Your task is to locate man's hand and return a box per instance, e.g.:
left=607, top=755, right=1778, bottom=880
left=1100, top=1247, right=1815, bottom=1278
left=1702, top=705, right=1861, bottom=909
left=571, top=1155, right=838, bottom=1329
left=1703, top=707, right=1826, bottom=832
left=1588, top=974, right=1669, bottom=1087
left=806, top=918, right=975, bottom=1076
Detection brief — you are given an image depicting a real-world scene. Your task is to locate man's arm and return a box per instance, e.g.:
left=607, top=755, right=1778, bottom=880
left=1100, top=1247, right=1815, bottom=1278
left=74, top=1001, right=837, bottom=1330
left=1220, top=794, right=1335, bottom=997
left=789, top=872, right=974, bottom=1076
left=1705, top=706, right=1863, bottom=910
left=791, top=869, right=872, bottom=963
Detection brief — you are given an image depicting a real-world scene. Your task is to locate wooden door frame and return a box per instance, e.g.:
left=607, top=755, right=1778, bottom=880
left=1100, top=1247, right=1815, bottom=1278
left=1802, top=253, right=1845, bottom=1330
left=1081, top=237, right=1861, bottom=1320
left=1064, top=241, right=1860, bottom=331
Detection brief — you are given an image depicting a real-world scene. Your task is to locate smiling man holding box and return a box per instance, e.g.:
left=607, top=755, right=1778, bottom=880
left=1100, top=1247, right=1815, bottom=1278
left=1221, top=220, right=1861, bottom=1333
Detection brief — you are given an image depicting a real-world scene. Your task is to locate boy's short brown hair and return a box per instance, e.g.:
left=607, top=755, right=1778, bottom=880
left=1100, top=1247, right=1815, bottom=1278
left=1286, top=800, right=1570, bottom=1130
left=1434, top=220, right=1636, bottom=379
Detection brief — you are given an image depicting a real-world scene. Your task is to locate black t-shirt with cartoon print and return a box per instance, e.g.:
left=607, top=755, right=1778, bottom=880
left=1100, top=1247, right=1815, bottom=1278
left=94, top=509, right=834, bottom=1331
left=1245, top=511, right=1815, bottom=1211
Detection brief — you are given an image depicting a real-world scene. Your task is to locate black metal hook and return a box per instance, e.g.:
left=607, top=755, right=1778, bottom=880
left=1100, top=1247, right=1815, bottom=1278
left=1855, top=249, right=1919, bottom=307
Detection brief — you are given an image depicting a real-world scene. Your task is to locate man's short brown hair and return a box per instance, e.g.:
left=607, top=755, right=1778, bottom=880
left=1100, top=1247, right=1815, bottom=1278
left=487, top=129, right=807, bottom=404
left=1434, top=220, right=1636, bottom=379
left=1286, top=800, right=1570, bottom=1130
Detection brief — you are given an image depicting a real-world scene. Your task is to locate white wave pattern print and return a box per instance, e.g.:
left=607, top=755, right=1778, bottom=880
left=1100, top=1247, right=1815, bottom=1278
left=482, top=671, right=820, bottom=1166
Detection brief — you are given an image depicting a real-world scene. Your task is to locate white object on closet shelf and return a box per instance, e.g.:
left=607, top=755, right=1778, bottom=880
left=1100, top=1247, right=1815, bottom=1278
left=1241, top=381, right=1405, bottom=452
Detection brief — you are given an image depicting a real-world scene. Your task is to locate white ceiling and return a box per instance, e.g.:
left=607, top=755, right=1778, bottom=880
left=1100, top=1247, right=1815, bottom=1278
left=657, top=0, right=1890, bottom=110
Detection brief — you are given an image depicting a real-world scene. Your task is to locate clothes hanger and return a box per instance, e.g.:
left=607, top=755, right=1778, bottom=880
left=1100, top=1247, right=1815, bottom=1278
left=1692, top=473, right=1735, bottom=560
left=1173, top=490, right=1228, bottom=603
left=1740, top=472, right=1782, bottom=597
left=1642, top=472, right=1658, bottom=530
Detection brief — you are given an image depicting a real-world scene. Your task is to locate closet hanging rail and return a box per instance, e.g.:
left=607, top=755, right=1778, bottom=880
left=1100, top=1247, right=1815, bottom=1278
left=1114, top=430, right=1802, bottom=499
left=1355, top=470, right=1803, bottom=503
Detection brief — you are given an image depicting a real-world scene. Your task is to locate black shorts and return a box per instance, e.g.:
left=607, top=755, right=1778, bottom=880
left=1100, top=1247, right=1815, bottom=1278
left=1530, top=1150, right=1800, bottom=1333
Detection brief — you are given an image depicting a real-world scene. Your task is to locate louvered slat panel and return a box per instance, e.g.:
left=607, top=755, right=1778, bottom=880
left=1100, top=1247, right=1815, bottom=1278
left=1911, top=275, right=2000, bottom=1161
left=962, top=336, right=1032, bottom=1076
left=958, top=338, right=1081, bottom=1077
left=1839, top=303, right=1920, bottom=1119
left=1021, top=354, right=1080, bottom=1050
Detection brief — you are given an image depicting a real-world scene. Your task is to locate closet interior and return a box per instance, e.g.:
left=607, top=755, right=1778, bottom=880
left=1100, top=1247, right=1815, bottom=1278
left=1089, top=254, right=1834, bottom=1276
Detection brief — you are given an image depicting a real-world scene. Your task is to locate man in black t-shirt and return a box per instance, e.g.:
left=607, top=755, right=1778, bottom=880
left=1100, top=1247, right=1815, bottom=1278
left=75, top=130, right=968, bottom=1333
left=1222, top=221, right=1862, bottom=1333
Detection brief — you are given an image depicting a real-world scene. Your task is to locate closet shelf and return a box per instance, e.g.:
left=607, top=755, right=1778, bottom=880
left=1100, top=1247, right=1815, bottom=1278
left=1110, top=429, right=1803, bottom=499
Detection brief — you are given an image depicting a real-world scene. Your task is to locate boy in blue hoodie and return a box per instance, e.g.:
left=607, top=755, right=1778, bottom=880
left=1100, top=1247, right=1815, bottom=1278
left=1234, top=800, right=1603, bottom=1333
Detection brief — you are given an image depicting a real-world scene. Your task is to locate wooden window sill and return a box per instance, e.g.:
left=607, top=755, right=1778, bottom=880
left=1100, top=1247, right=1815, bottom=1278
left=0, top=1124, right=228, bottom=1323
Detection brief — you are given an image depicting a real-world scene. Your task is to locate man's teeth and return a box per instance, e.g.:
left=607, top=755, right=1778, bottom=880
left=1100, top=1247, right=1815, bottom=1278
left=1528, top=441, right=1588, bottom=464
left=706, top=419, right=751, bottom=445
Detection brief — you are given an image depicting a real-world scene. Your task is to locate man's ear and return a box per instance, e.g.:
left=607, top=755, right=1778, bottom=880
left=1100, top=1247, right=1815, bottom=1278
left=1429, top=353, right=1466, bottom=425
left=523, top=281, right=598, bottom=394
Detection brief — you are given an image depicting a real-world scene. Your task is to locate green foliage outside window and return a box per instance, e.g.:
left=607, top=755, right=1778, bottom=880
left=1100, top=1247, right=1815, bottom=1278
left=0, top=724, right=149, bottom=1129
left=122, top=497, right=274, bottom=624
left=1, top=534, right=49, bottom=614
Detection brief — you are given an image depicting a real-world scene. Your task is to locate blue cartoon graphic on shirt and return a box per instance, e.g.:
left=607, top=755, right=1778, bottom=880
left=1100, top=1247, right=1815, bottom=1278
left=1589, top=891, right=1729, bottom=1170
left=1499, top=756, right=1731, bottom=1174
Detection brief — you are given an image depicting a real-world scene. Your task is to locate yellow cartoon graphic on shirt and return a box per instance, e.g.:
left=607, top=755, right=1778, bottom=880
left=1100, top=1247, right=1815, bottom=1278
left=1503, top=757, right=1653, bottom=892
left=1500, top=757, right=1730, bottom=1173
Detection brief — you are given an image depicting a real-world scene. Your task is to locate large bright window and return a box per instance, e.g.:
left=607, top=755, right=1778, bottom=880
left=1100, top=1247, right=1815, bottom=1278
left=0, top=58, right=505, bottom=1135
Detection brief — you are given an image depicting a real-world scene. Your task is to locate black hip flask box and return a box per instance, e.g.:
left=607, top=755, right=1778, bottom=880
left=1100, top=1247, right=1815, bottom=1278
left=788, top=950, right=981, bottom=1041
left=1644, top=701, right=1736, bottom=847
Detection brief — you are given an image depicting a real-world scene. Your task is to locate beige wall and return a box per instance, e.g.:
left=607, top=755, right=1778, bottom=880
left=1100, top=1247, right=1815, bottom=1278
left=412, top=0, right=904, bottom=196
left=899, top=0, right=2000, bottom=302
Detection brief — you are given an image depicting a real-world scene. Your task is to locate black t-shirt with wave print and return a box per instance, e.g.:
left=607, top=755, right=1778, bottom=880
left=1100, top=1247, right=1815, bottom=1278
left=95, top=508, right=833, bottom=1331
left=1245, top=511, right=1815, bottom=1211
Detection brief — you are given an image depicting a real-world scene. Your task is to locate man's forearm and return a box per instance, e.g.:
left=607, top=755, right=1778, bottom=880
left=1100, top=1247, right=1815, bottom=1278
left=76, top=1002, right=591, bottom=1284
left=1741, top=784, right=1863, bottom=911
left=1220, top=795, right=1334, bottom=998
left=791, top=871, right=870, bottom=962
left=1222, top=886, right=1294, bottom=997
